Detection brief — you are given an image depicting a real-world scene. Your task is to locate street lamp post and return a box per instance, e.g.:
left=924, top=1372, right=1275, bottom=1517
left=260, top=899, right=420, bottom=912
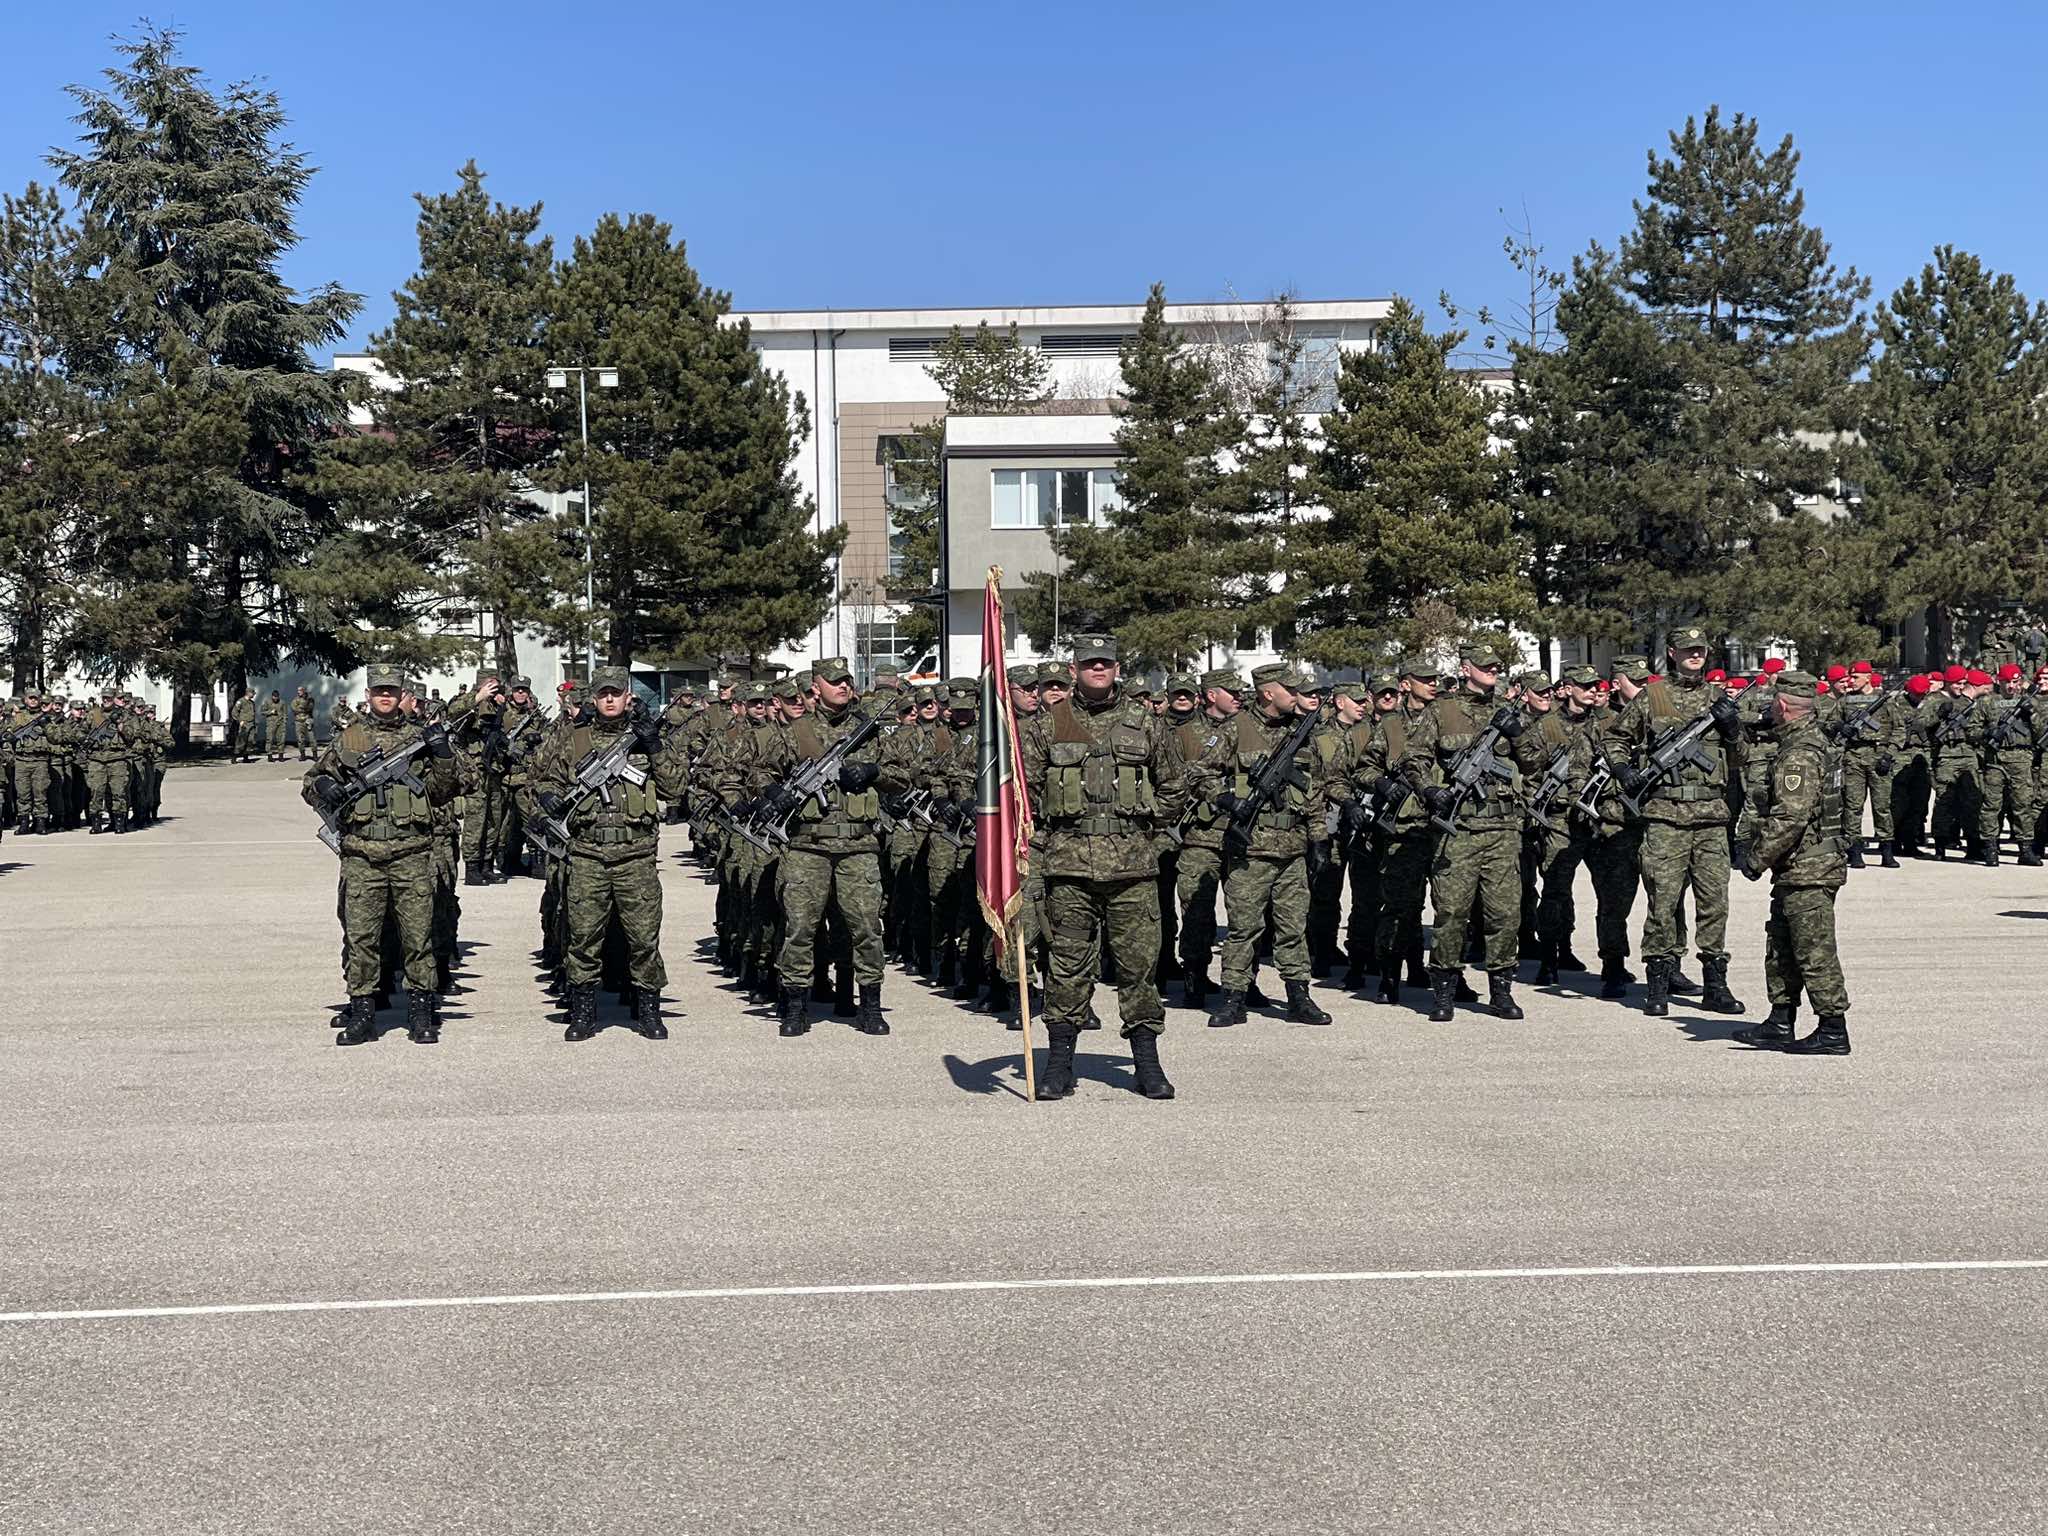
left=545, top=363, right=619, bottom=666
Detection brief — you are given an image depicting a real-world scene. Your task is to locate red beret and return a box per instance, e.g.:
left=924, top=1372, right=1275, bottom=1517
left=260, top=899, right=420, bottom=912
left=1906, top=675, right=1931, bottom=696
left=1728, top=676, right=1750, bottom=691
left=1966, top=669, right=1993, bottom=687
left=2000, top=663, right=2024, bottom=681
left=1647, top=674, right=1664, bottom=684
left=1824, top=664, right=1848, bottom=682
left=1706, top=668, right=1727, bottom=682
left=1595, top=679, right=1611, bottom=692
left=1944, top=665, right=1967, bottom=683
left=1761, top=657, right=1786, bottom=675
left=1851, top=660, right=1873, bottom=674
left=1816, top=680, right=1830, bottom=693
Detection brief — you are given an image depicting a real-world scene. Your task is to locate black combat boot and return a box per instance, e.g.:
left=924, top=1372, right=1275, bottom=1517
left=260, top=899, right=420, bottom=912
left=1699, top=955, right=1746, bottom=1015
left=984, top=975, right=1011, bottom=1014
left=1536, top=945, right=1559, bottom=986
left=1488, top=969, right=1524, bottom=1020
left=1208, top=990, right=1248, bottom=1028
left=633, top=990, right=668, bottom=1040
left=1556, top=945, right=1588, bottom=971
left=1375, top=970, right=1401, bottom=1005
left=464, top=863, right=486, bottom=887
left=1600, top=958, right=1629, bottom=1000
left=778, top=984, right=811, bottom=1038
left=1128, top=1029, right=1175, bottom=1100
left=1182, top=969, right=1213, bottom=1008
left=1244, top=970, right=1271, bottom=1008
left=1734, top=1003, right=1796, bottom=1049
left=564, top=984, right=600, bottom=1043
left=1644, top=958, right=1671, bottom=1018
left=1285, top=979, right=1332, bottom=1025
left=855, top=982, right=889, bottom=1035
left=2022, top=845, right=2043, bottom=868
left=1784, top=1014, right=1850, bottom=1055
left=1979, top=847, right=2000, bottom=868
left=407, top=991, right=440, bottom=1044
left=1427, top=968, right=1458, bottom=1022
left=335, top=995, right=379, bottom=1047
left=834, top=967, right=858, bottom=1017
left=1342, top=954, right=1368, bottom=991
left=113, top=811, right=128, bottom=834
left=1879, top=841, right=1900, bottom=869
left=1666, top=963, right=1700, bottom=996
left=1454, top=973, right=1480, bottom=1004
left=89, top=814, right=106, bottom=835
left=1036, top=1026, right=1078, bottom=1099
left=1846, top=841, right=1865, bottom=870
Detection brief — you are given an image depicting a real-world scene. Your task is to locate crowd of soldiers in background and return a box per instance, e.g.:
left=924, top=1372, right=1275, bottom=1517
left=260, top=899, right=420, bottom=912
left=2, top=686, right=172, bottom=836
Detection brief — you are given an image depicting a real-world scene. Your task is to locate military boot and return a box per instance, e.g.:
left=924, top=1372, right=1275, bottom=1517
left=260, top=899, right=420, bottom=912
left=834, top=967, right=858, bottom=1017
left=1182, top=969, right=1213, bottom=1008
left=1128, top=1029, right=1175, bottom=1100
left=1979, top=847, right=1999, bottom=868
left=89, top=814, right=106, bottom=835
left=1600, top=958, right=1629, bottom=1000
left=1536, top=945, right=1560, bottom=986
left=1341, top=954, right=1368, bottom=991
left=1879, top=841, right=1900, bottom=869
left=984, top=975, right=1011, bottom=1015
left=1454, top=974, right=1480, bottom=1004
left=855, top=982, right=889, bottom=1036
left=407, top=991, right=440, bottom=1045
left=464, top=863, right=486, bottom=887
left=633, top=991, right=668, bottom=1040
left=1667, top=963, right=1700, bottom=997
left=1285, top=979, right=1332, bottom=1026
left=1208, top=990, right=1248, bottom=1028
left=1556, top=945, right=1588, bottom=971
left=1427, top=968, right=1458, bottom=1023
left=1699, top=955, right=1746, bottom=1015
left=1846, top=841, right=1865, bottom=870
left=1784, top=1014, right=1850, bottom=1055
left=1036, top=1026, right=1079, bottom=1099
left=335, top=995, right=379, bottom=1047
left=113, top=811, right=128, bottom=834
left=1734, top=1003, right=1796, bottom=1049
left=777, top=984, right=811, bottom=1038
left=1644, top=958, right=1671, bottom=1018
left=2022, top=845, right=2043, bottom=868
left=1488, top=969, right=1523, bottom=1020
left=1375, top=970, right=1401, bottom=1005
left=564, top=984, right=600, bottom=1043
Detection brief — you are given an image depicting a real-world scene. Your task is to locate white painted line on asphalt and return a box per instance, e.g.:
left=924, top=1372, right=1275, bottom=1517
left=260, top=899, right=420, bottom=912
left=6, top=1258, right=2046, bottom=1326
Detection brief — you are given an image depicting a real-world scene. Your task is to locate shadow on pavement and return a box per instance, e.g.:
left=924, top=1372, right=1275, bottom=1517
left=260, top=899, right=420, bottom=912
left=941, top=1052, right=1030, bottom=1101
left=1995, top=909, right=2048, bottom=920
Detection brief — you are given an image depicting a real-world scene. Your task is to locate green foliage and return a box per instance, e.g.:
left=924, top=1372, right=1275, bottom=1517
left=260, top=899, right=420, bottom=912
left=529, top=212, right=837, bottom=666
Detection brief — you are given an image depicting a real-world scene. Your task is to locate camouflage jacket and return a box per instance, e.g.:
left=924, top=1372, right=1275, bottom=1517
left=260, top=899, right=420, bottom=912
left=1399, top=690, right=1525, bottom=834
left=1617, top=676, right=1740, bottom=827
left=1748, top=717, right=1846, bottom=889
left=301, top=709, right=460, bottom=861
left=527, top=713, right=686, bottom=864
left=746, top=703, right=906, bottom=853
left=1186, top=704, right=1331, bottom=859
left=1019, top=689, right=1186, bottom=881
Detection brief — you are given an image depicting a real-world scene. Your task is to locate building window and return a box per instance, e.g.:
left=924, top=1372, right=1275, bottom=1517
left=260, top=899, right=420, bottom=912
left=880, top=435, right=932, bottom=578
left=854, top=621, right=914, bottom=684
left=1270, top=330, right=1341, bottom=413
left=992, top=467, right=1122, bottom=528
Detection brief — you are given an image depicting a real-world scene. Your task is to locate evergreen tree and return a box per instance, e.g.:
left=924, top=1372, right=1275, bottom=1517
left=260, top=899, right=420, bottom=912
left=529, top=212, right=836, bottom=666
left=1019, top=284, right=1245, bottom=668
left=1860, top=247, right=2048, bottom=664
left=1294, top=297, right=1527, bottom=667
left=1226, top=294, right=1324, bottom=656
left=303, top=161, right=555, bottom=676
left=52, top=28, right=360, bottom=740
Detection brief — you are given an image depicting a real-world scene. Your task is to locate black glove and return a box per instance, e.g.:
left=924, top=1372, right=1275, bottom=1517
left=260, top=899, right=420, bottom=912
left=1614, top=764, right=1647, bottom=799
left=536, top=791, right=565, bottom=818
left=308, top=773, right=342, bottom=808
left=1491, top=706, right=1525, bottom=738
left=838, top=761, right=880, bottom=793
left=1371, top=776, right=1403, bottom=806
left=761, top=783, right=798, bottom=815
left=1876, top=754, right=1896, bottom=776
left=422, top=721, right=453, bottom=759
left=1213, top=792, right=1244, bottom=817
left=1938, top=699, right=1955, bottom=719
left=1419, top=786, right=1453, bottom=817
left=1732, top=843, right=1763, bottom=881
left=1709, top=692, right=1741, bottom=741
left=1305, top=838, right=1330, bottom=879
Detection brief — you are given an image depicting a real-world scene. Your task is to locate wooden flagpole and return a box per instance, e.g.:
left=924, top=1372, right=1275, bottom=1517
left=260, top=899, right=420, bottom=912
left=1014, top=920, right=1036, bottom=1101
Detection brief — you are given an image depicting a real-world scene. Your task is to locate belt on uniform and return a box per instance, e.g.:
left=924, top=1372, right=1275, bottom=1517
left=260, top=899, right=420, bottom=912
left=1060, top=814, right=1141, bottom=837
left=579, top=824, right=650, bottom=846
left=1652, top=784, right=1725, bottom=803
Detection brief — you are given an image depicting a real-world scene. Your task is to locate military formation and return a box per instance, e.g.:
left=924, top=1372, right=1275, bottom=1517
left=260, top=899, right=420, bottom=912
left=293, top=630, right=2048, bottom=1089
left=3, top=686, right=172, bottom=835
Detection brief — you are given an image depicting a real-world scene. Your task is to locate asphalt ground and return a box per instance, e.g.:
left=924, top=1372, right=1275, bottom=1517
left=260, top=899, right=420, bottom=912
left=3, top=765, right=2045, bottom=1534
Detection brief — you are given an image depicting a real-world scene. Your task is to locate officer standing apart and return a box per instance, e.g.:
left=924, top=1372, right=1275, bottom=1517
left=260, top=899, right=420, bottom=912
left=1733, top=671, right=1853, bottom=1055
left=1017, top=635, right=1187, bottom=1101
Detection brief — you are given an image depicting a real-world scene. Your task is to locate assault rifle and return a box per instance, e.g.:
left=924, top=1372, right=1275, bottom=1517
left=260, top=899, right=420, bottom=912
left=1525, top=744, right=1576, bottom=834
left=750, top=712, right=884, bottom=847
left=487, top=709, right=541, bottom=772
left=1986, top=697, right=2035, bottom=751
left=311, top=737, right=431, bottom=855
left=1574, top=732, right=1639, bottom=820
left=1427, top=707, right=1521, bottom=835
left=1222, top=708, right=1322, bottom=860
left=1371, top=776, right=1415, bottom=834
left=900, top=786, right=965, bottom=849
left=1823, top=694, right=1886, bottom=745
left=1932, top=696, right=1978, bottom=747
left=528, top=731, right=650, bottom=860
left=1629, top=696, right=1737, bottom=803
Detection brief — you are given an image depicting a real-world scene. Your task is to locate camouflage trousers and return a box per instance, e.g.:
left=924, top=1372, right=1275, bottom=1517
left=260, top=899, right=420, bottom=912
left=1530, top=825, right=1589, bottom=956
left=1841, top=749, right=1893, bottom=843
left=13, top=757, right=51, bottom=819
left=1344, top=833, right=1382, bottom=965
left=85, top=758, right=130, bottom=819
left=1981, top=752, right=2036, bottom=847
left=1307, top=839, right=1346, bottom=962
left=1583, top=823, right=1642, bottom=961
left=564, top=850, right=667, bottom=990
left=1220, top=853, right=1311, bottom=989
left=1044, top=874, right=1165, bottom=1037
left=887, top=825, right=929, bottom=961
left=1930, top=755, right=1981, bottom=848
left=1375, top=831, right=1431, bottom=971
left=1174, top=843, right=1224, bottom=974
left=460, top=777, right=505, bottom=867
left=1428, top=824, right=1520, bottom=972
left=268, top=720, right=288, bottom=754
left=778, top=847, right=884, bottom=987
left=342, top=848, right=437, bottom=996
left=927, top=834, right=977, bottom=966
left=999, top=868, right=1046, bottom=982
left=1639, top=819, right=1730, bottom=963
left=1764, top=883, right=1848, bottom=1015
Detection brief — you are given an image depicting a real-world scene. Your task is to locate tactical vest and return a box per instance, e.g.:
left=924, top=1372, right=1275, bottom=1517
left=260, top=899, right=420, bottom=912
left=1226, top=710, right=1310, bottom=831
left=790, top=712, right=880, bottom=834
left=333, top=721, right=434, bottom=842
left=1642, top=679, right=1729, bottom=800
left=566, top=723, right=660, bottom=844
left=1176, top=717, right=1226, bottom=829
left=83, top=707, right=127, bottom=758
left=1041, top=700, right=1158, bottom=834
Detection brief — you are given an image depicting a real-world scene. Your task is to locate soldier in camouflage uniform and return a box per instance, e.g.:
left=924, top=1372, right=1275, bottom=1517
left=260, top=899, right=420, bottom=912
left=448, top=671, right=510, bottom=886
left=82, top=686, right=139, bottom=833
left=1517, top=666, right=1598, bottom=984
left=1830, top=662, right=1901, bottom=868
left=707, top=683, right=782, bottom=1002
left=303, top=662, right=460, bottom=1045
left=1615, top=625, right=1746, bottom=1019
left=1732, top=671, right=1852, bottom=1055
left=1169, top=668, right=1239, bottom=1008
left=1350, top=660, right=1436, bottom=1005
left=746, top=657, right=902, bottom=1036
left=1017, top=634, right=1187, bottom=1100
left=924, top=681, right=983, bottom=999
left=1584, top=658, right=1650, bottom=998
left=527, top=666, right=685, bottom=1042
left=1331, top=677, right=1393, bottom=991
left=1929, top=668, right=1991, bottom=859
left=231, top=690, right=257, bottom=762
left=1400, top=640, right=1527, bottom=1021
left=261, top=690, right=287, bottom=760
left=9, top=689, right=53, bottom=832
left=1303, top=678, right=1354, bottom=980
left=291, top=686, right=317, bottom=760
left=1190, top=663, right=1333, bottom=1029
left=1978, top=663, right=2039, bottom=866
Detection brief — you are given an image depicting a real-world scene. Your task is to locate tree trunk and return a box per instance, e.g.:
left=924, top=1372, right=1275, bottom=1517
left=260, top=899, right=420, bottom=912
left=1927, top=602, right=1953, bottom=669
left=171, top=686, right=192, bottom=752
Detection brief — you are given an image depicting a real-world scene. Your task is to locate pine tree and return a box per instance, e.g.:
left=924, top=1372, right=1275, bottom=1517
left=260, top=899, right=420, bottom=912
left=1860, top=247, right=2048, bottom=664
left=1293, top=297, right=1527, bottom=667
left=303, top=161, right=555, bottom=676
left=1225, top=294, right=1324, bottom=656
left=52, top=28, right=360, bottom=740
left=1019, top=284, right=1245, bottom=668
left=529, top=212, right=837, bottom=666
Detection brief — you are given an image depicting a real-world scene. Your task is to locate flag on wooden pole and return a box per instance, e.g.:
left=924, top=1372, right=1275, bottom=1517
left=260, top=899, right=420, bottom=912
left=975, top=567, right=1036, bottom=1098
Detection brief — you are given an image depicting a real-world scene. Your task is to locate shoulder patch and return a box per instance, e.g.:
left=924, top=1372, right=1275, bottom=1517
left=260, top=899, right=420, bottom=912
left=1782, top=770, right=1803, bottom=793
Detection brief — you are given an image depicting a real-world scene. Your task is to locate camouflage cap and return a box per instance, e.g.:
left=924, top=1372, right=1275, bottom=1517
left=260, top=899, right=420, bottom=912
left=791, top=670, right=814, bottom=691
left=473, top=668, right=500, bottom=686
left=1774, top=668, right=1819, bottom=702
left=740, top=681, right=771, bottom=703
left=1007, top=665, right=1040, bottom=688
left=1250, top=662, right=1297, bottom=689
left=1399, top=656, right=1437, bottom=680
left=510, top=675, right=533, bottom=691
left=1513, top=668, right=1552, bottom=692
left=1562, top=664, right=1600, bottom=687
left=914, top=684, right=941, bottom=705
left=771, top=678, right=801, bottom=700
left=872, top=671, right=904, bottom=691
left=1669, top=623, right=1710, bottom=650
left=1611, top=654, right=1651, bottom=682
left=1200, top=667, right=1243, bottom=691
left=1332, top=681, right=1367, bottom=702
left=1165, top=672, right=1199, bottom=696
left=1369, top=673, right=1400, bottom=694
left=589, top=666, right=630, bottom=694
left=1037, top=662, right=1071, bottom=685
left=946, top=680, right=979, bottom=708
left=364, top=663, right=405, bottom=690
left=1070, top=633, right=1118, bottom=664
left=813, top=657, right=852, bottom=683
left=873, top=661, right=903, bottom=678
left=1461, top=639, right=1507, bottom=669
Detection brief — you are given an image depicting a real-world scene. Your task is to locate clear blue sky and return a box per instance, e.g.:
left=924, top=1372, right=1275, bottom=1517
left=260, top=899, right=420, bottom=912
left=4, top=2, right=2040, bottom=358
